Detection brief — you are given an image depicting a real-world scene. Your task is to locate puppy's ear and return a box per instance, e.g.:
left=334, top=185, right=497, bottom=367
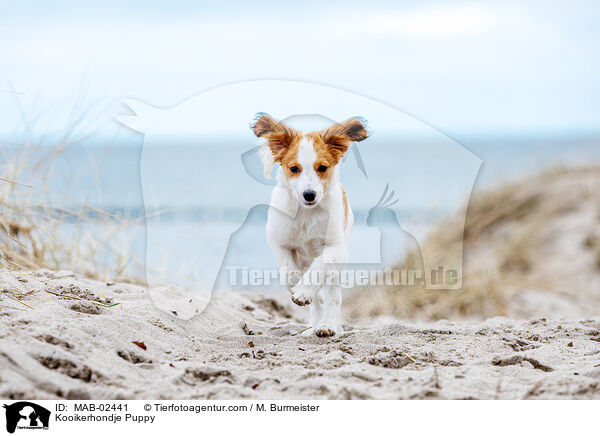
left=252, top=113, right=279, bottom=138
left=251, top=113, right=297, bottom=161
left=320, top=117, right=368, bottom=160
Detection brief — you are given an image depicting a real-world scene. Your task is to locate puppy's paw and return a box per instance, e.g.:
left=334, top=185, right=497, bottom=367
left=315, top=327, right=337, bottom=337
left=291, top=284, right=313, bottom=306
left=314, top=323, right=341, bottom=338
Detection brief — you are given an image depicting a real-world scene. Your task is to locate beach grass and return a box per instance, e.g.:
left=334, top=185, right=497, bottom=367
left=345, top=165, right=600, bottom=321
left=0, top=104, right=145, bottom=287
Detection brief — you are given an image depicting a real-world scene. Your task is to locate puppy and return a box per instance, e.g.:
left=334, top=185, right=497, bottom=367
left=252, top=114, right=368, bottom=337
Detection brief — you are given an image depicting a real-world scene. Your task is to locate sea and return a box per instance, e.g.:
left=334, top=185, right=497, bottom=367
left=1, top=132, right=598, bottom=292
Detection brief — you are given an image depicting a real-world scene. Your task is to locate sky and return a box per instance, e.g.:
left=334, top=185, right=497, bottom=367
left=1, top=0, right=598, bottom=142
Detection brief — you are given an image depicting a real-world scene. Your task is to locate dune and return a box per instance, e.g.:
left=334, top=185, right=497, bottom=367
left=345, top=167, right=600, bottom=322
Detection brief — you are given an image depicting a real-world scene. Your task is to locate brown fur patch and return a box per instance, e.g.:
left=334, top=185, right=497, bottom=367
left=277, top=135, right=303, bottom=178
left=341, top=186, right=350, bottom=229
left=278, top=132, right=343, bottom=184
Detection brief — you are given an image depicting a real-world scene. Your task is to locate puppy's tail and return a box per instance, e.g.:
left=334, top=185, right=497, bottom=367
left=258, top=141, right=275, bottom=179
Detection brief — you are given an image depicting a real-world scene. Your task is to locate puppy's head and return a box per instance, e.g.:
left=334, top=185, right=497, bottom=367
left=252, top=113, right=368, bottom=208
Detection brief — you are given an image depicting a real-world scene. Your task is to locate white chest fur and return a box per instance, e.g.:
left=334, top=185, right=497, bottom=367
left=266, top=186, right=332, bottom=268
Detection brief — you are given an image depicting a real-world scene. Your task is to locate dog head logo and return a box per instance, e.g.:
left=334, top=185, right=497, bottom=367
left=115, top=80, right=481, bottom=318
left=3, top=402, right=50, bottom=433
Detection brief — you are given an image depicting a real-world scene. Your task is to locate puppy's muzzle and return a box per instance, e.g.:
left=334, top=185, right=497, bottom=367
left=303, top=190, right=316, bottom=203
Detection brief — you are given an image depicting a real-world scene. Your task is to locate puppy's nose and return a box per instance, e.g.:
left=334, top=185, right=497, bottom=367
left=303, top=190, right=316, bottom=202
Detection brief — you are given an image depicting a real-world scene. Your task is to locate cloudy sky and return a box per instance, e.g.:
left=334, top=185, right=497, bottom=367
left=1, top=0, right=598, bottom=140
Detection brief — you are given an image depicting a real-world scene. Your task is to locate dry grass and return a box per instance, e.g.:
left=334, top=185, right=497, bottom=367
left=0, top=98, right=146, bottom=290
left=345, top=166, right=600, bottom=321
left=0, top=167, right=145, bottom=284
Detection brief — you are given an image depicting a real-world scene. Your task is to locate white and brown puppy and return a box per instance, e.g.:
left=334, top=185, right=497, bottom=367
left=252, top=114, right=368, bottom=337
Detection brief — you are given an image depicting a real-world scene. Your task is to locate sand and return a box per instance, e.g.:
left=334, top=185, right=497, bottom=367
left=1, top=268, right=600, bottom=400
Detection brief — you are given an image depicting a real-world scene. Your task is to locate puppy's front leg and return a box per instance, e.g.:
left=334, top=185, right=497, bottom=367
left=270, top=244, right=301, bottom=292
left=289, top=263, right=320, bottom=306
left=291, top=242, right=345, bottom=307
left=314, top=284, right=342, bottom=337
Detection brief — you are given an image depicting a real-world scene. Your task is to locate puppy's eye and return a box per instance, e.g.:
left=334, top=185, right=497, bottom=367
left=290, top=166, right=300, bottom=173
left=317, top=165, right=328, bottom=173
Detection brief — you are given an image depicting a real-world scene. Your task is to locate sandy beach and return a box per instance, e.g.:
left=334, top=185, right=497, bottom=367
left=1, top=268, right=599, bottom=400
